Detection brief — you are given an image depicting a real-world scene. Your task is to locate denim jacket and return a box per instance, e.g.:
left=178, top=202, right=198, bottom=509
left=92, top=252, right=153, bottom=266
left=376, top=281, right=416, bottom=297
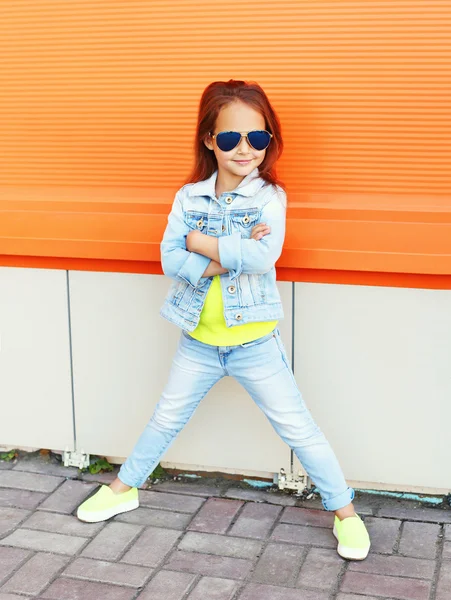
left=160, top=167, right=287, bottom=332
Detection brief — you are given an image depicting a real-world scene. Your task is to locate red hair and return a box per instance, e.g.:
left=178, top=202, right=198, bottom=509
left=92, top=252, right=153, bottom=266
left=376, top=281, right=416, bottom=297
left=185, top=79, right=285, bottom=190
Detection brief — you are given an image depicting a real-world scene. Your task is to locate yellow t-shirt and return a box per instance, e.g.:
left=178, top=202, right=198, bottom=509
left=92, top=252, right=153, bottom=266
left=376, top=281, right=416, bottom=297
left=189, top=275, right=278, bottom=346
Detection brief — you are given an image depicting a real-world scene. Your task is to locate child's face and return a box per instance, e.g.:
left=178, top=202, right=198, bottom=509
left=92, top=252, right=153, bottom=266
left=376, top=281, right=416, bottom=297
left=204, top=100, right=267, bottom=179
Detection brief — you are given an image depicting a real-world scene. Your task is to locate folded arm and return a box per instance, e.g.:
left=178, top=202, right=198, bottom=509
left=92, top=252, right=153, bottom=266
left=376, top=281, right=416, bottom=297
left=187, top=188, right=287, bottom=281
left=161, top=190, right=227, bottom=286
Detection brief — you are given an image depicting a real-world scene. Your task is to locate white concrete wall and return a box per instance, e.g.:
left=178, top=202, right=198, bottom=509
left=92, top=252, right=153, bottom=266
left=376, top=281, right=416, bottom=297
left=0, top=267, right=74, bottom=451
left=293, top=283, right=451, bottom=493
left=1, top=267, right=450, bottom=493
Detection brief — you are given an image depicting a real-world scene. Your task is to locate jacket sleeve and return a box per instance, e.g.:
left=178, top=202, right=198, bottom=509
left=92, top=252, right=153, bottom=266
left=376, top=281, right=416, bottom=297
left=160, top=188, right=211, bottom=287
left=217, top=187, right=287, bottom=280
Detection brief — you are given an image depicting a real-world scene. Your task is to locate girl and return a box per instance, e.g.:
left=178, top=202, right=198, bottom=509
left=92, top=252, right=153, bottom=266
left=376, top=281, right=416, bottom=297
left=77, top=79, right=370, bottom=561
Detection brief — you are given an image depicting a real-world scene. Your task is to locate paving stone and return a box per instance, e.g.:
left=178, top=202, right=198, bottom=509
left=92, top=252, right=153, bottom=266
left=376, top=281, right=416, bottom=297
left=22, top=510, right=104, bottom=537
left=280, top=507, right=334, bottom=528
left=37, top=480, right=97, bottom=514
left=139, top=490, right=205, bottom=514
left=0, top=528, right=87, bottom=555
left=188, top=576, right=238, bottom=599
left=363, top=517, right=401, bottom=554
left=81, top=522, right=143, bottom=561
left=0, top=471, right=63, bottom=493
left=239, top=582, right=329, bottom=600
left=115, top=506, right=192, bottom=530
left=136, top=570, right=196, bottom=600
left=270, top=523, right=335, bottom=547
left=398, top=521, right=440, bottom=559
left=0, top=507, right=30, bottom=537
left=297, top=547, right=344, bottom=590
left=0, top=461, right=14, bottom=470
left=378, top=505, right=451, bottom=523
left=63, top=557, right=150, bottom=587
left=251, top=543, right=305, bottom=586
left=443, top=541, right=451, bottom=560
left=165, top=550, right=252, bottom=580
left=295, top=496, right=327, bottom=511
left=179, top=531, right=262, bottom=559
left=0, top=488, right=47, bottom=510
left=40, top=577, right=136, bottom=599
left=225, top=488, right=297, bottom=506
left=445, top=524, right=451, bottom=540
left=437, top=560, right=451, bottom=600
left=188, top=498, right=243, bottom=534
left=346, top=498, right=375, bottom=516
left=349, top=553, right=436, bottom=579
left=224, top=488, right=271, bottom=502
left=80, top=471, right=120, bottom=485
left=155, top=481, right=222, bottom=497
left=0, top=594, right=28, bottom=600
left=341, top=571, right=431, bottom=600
left=121, top=526, right=181, bottom=567
left=229, top=503, right=281, bottom=539
left=262, top=492, right=297, bottom=507
left=2, top=552, right=69, bottom=595
left=0, top=547, right=31, bottom=584
left=12, top=457, right=79, bottom=479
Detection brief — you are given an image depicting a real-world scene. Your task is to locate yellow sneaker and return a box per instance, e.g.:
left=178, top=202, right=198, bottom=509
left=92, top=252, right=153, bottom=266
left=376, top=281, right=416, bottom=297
left=77, top=485, right=139, bottom=523
left=333, top=513, right=370, bottom=560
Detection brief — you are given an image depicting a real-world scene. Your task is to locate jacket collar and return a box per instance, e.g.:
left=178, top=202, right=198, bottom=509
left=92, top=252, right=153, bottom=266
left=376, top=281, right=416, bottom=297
left=188, top=167, right=266, bottom=199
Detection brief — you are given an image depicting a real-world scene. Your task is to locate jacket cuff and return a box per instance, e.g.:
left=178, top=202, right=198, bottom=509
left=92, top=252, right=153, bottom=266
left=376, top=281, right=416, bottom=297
left=218, top=232, right=242, bottom=280
left=177, top=252, right=211, bottom=287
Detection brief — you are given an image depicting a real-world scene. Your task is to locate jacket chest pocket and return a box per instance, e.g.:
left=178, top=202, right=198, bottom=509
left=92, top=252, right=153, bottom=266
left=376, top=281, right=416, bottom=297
left=184, top=211, right=209, bottom=234
left=230, top=209, right=260, bottom=239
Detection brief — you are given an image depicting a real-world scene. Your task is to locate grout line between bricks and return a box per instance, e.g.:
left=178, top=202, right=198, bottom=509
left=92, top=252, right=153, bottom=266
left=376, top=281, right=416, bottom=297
left=224, top=499, right=247, bottom=535
left=180, top=573, right=201, bottom=600
left=330, top=557, right=350, bottom=600
left=22, top=523, right=103, bottom=598
left=0, top=549, right=37, bottom=591
left=392, top=518, right=404, bottom=554
left=0, top=505, right=35, bottom=541
left=429, top=522, right=445, bottom=600
left=124, top=491, right=213, bottom=595
left=289, top=545, right=309, bottom=587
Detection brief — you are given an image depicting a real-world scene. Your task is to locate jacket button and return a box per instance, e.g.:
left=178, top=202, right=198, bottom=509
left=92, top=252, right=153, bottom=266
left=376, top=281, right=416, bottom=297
left=197, top=219, right=204, bottom=229
left=243, top=215, right=250, bottom=224
left=235, top=313, right=242, bottom=321
left=225, top=196, right=233, bottom=204
left=228, top=285, right=236, bottom=294
left=222, top=225, right=226, bottom=232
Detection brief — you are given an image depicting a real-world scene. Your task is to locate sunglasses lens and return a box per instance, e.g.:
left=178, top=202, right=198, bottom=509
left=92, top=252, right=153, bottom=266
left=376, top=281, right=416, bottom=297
left=247, top=130, right=271, bottom=151
left=216, top=131, right=242, bottom=152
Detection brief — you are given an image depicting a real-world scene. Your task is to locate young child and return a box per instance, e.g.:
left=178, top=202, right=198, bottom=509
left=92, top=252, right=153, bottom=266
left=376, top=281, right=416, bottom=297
left=77, top=79, right=370, bottom=561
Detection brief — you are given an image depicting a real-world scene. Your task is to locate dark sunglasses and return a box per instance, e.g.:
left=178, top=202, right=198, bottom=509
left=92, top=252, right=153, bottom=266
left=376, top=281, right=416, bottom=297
left=210, top=130, right=273, bottom=152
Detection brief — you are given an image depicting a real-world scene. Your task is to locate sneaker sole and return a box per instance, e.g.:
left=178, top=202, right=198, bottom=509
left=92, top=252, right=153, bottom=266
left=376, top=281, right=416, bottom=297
left=333, top=525, right=370, bottom=560
left=77, top=497, right=139, bottom=523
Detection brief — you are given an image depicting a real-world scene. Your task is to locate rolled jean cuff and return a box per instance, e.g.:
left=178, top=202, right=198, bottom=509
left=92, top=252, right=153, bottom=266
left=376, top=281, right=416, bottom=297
left=322, top=486, right=355, bottom=511
left=118, top=464, right=147, bottom=489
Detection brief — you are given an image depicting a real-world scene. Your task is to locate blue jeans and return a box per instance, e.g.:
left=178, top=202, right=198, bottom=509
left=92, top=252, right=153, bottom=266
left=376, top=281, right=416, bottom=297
left=118, top=328, right=354, bottom=511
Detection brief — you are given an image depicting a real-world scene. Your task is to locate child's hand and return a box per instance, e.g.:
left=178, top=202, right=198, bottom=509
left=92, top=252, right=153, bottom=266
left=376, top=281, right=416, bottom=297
left=251, top=223, right=271, bottom=241
left=186, top=229, right=203, bottom=252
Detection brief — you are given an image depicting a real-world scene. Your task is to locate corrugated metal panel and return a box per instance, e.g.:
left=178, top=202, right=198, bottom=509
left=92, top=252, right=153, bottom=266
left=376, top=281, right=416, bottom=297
left=1, top=0, right=450, bottom=197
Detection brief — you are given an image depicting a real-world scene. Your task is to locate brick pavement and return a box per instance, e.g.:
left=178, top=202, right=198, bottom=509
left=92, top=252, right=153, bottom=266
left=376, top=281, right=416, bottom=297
left=0, top=454, right=450, bottom=599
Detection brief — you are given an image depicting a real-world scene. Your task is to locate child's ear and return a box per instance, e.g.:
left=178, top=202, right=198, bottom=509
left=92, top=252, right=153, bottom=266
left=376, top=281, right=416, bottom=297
left=204, top=134, right=214, bottom=151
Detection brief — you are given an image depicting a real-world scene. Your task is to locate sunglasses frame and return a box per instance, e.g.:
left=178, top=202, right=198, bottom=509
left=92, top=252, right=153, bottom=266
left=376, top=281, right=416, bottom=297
left=209, top=129, right=273, bottom=152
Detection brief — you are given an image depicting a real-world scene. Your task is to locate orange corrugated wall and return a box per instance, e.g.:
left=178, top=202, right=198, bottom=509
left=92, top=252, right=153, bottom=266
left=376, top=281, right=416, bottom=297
left=0, top=0, right=450, bottom=287
left=1, top=0, right=449, bottom=195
